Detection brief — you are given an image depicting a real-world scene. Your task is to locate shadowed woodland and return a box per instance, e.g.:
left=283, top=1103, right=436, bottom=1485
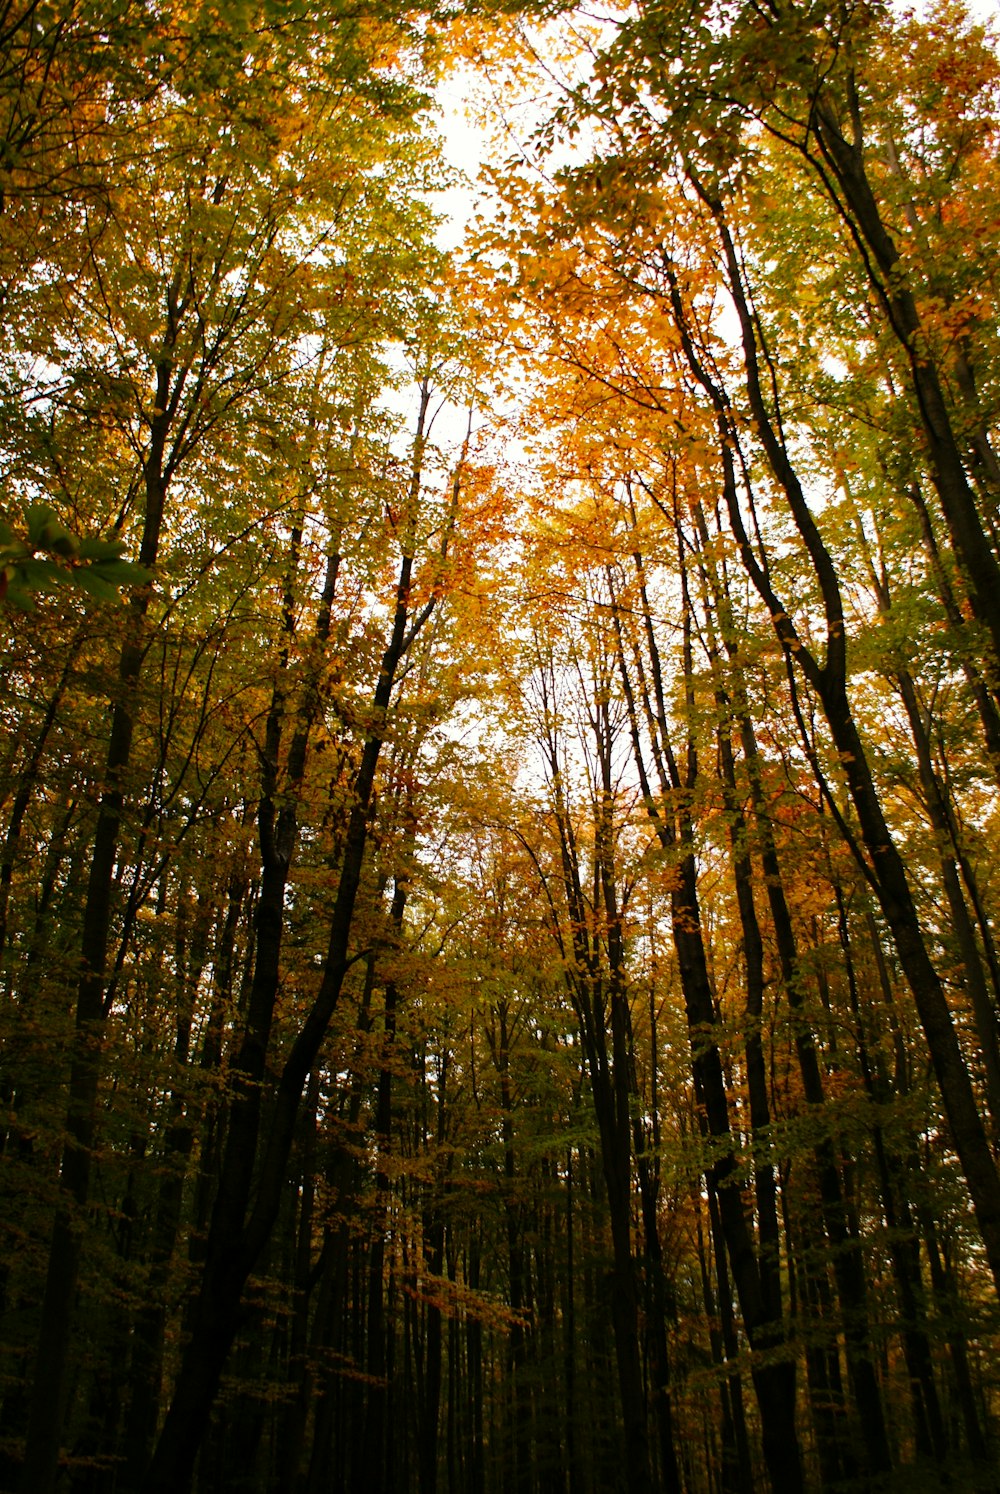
left=1, top=0, right=1000, bottom=1489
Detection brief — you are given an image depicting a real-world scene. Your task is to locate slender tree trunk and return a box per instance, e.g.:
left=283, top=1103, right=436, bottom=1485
left=810, top=94, right=1000, bottom=670
left=145, top=532, right=433, bottom=1491
left=0, top=645, right=76, bottom=961
left=19, top=389, right=171, bottom=1494
left=538, top=654, right=655, bottom=1494
left=609, top=553, right=803, bottom=1491
left=144, top=376, right=443, bottom=1489
left=919, top=1205, right=990, bottom=1465
left=669, top=212, right=1000, bottom=1298
left=896, top=668, right=1000, bottom=1138
left=906, top=479, right=1000, bottom=781
left=467, top=1230, right=486, bottom=1494
left=702, top=1185, right=754, bottom=1494
left=634, top=1018, right=682, bottom=1494
left=493, top=1000, right=533, bottom=1494
left=121, top=887, right=214, bottom=1485
left=361, top=850, right=411, bottom=1494
left=278, top=1070, right=320, bottom=1494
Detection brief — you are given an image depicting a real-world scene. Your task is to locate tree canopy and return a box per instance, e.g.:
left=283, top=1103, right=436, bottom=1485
left=1, top=2, right=999, bottom=1491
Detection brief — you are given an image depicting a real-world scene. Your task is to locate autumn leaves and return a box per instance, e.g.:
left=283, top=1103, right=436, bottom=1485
left=1, top=0, right=999, bottom=1489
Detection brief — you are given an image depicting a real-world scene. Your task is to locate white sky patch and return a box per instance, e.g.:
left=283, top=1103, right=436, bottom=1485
left=820, top=351, right=850, bottom=380
left=429, top=13, right=620, bottom=251
left=431, top=67, right=493, bottom=250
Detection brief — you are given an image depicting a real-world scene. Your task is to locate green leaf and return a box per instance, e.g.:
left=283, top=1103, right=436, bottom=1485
left=24, top=502, right=57, bottom=549
left=70, top=568, right=122, bottom=602
left=77, top=536, right=126, bottom=562
left=16, top=557, right=64, bottom=593
left=86, top=559, right=151, bottom=588
left=39, top=519, right=79, bottom=558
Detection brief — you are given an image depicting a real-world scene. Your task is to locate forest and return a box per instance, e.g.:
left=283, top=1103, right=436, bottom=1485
left=1, top=0, right=999, bottom=1489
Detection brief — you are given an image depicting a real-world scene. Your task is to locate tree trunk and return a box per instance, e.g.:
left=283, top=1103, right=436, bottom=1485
left=145, top=527, right=433, bottom=1491
left=19, top=388, right=171, bottom=1494
left=671, top=208, right=1000, bottom=1300
left=609, top=552, right=803, bottom=1492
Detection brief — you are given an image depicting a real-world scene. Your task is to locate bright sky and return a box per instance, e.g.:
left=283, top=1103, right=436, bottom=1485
left=432, top=69, right=494, bottom=250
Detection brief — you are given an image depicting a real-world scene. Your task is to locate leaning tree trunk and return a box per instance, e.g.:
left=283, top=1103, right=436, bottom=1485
left=692, top=516, right=892, bottom=1477
left=144, top=529, right=436, bottom=1492
left=609, top=556, right=804, bottom=1492
left=667, top=208, right=1000, bottom=1300
left=537, top=657, right=656, bottom=1494
left=19, top=383, right=172, bottom=1494
left=143, top=372, right=444, bottom=1491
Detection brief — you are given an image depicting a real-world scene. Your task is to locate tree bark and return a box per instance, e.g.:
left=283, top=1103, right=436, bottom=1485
left=19, top=381, right=171, bottom=1494
left=668, top=208, right=1000, bottom=1300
